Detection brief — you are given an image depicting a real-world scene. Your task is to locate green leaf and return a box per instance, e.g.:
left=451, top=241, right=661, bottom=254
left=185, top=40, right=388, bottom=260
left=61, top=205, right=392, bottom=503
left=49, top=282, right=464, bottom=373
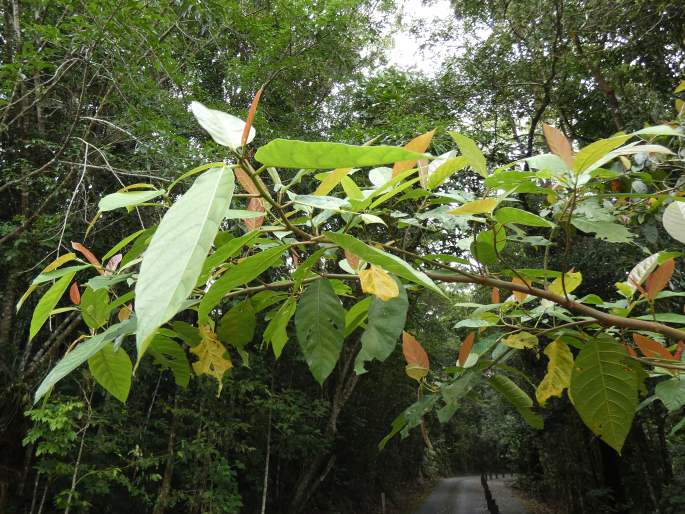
left=295, top=280, right=345, bottom=384
left=569, top=336, right=638, bottom=454
left=80, top=287, right=110, bottom=330
left=135, top=166, right=234, bottom=360
left=148, top=335, right=191, bottom=387
left=29, top=271, right=76, bottom=341
left=524, top=154, right=568, bottom=172
left=655, top=377, right=685, bottom=412
left=470, top=227, right=507, bottom=265
left=325, top=232, right=444, bottom=297
left=103, top=229, right=146, bottom=261
left=344, top=296, right=373, bottom=337
left=200, top=230, right=260, bottom=283
left=199, top=245, right=287, bottom=322
left=218, top=299, right=256, bottom=350
left=426, top=156, right=467, bottom=189
left=494, top=207, right=555, bottom=228
left=86, top=273, right=134, bottom=291
left=17, top=253, right=77, bottom=312
left=264, top=296, right=297, bottom=358
left=88, top=343, right=132, bottom=402
left=98, top=190, right=163, bottom=212
left=571, top=218, right=634, bottom=243
left=573, top=135, right=631, bottom=174
left=35, top=319, right=137, bottom=403
left=355, top=278, right=408, bottom=374
left=635, top=313, right=685, bottom=324
left=254, top=139, right=429, bottom=169
left=488, top=375, right=543, bottom=429
left=536, top=340, right=574, bottom=406
left=450, top=132, right=487, bottom=177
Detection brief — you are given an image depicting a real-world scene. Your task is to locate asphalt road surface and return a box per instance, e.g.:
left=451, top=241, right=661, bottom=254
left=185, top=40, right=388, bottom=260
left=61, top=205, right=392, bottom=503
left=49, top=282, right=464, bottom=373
left=414, top=476, right=529, bottom=514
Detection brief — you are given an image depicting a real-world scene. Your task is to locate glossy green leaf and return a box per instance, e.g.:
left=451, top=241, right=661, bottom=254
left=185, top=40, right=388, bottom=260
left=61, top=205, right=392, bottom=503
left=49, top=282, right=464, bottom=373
left=80, top=287, right=110, bottom=330
left=325, top=232, right=443, bottom=296
left=295, top=279, right=345, bottom=384
left=29, top=271, right=76, bottom=341
left=569, top=336, right=638, bottom=454
left=488, top=375, right=543, bottom=429
left=450, top=132, right=487, bottom=177
left=135, top=166, right=234, bottom=360
left=199, top=245, right=287, bottom=322
left=494, top=207, right=555, bottom=228
left=355, top=278, right=408, bottom=374
left=88, top=343, right=132, bottom=402
left=254, top=139, right=429, bottom=169
left=35, top=319, right=136, bottom=403
left=148, top=334, right=191, bottom=387
left=98, top=190, right=163, bottom=212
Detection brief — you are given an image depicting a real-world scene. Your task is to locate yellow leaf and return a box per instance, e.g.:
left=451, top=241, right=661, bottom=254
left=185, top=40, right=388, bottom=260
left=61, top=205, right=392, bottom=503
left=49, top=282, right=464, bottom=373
left=677, top=99, right=685, bottom=117
left=511, top=277, right=530, bottom=303
left=536, top=340, right=574, bottom=406
left=314, top=167, right=352, bottom=196
left=359, top=265, right=400, bottom=301
left=16, top=252, right=77, bottom=312
left=547, top=271, right=582, bottom=297
left=676, top=80, right=685, bottom=94
left=191, top=325, right=233, bottom=396
left=405, top=364, right=429, bottom=381
left=449, top=198, right=499, bottom=216
left=502, top=331, right=539, bottom=349
left=393, top=129, right=435, bottom=177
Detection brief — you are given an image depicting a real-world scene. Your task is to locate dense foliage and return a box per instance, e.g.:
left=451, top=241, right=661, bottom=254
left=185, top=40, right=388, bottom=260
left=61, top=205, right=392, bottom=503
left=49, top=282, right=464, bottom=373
left=2, top=1, right=685, bottom=514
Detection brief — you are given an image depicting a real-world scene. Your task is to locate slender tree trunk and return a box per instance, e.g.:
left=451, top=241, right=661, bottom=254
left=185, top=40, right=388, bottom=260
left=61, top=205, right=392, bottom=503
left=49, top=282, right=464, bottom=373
left=153, top=394, right=178, bottom=514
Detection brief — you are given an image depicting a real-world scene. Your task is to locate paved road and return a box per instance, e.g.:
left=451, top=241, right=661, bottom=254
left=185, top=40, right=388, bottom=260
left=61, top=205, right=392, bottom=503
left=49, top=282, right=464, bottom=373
left=414, top=475, right=529, bottom=514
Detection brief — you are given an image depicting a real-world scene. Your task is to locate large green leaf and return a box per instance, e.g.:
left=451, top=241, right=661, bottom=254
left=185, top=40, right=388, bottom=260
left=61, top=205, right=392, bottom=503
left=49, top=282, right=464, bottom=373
left=571, top=218, right=634, bottom=243
left=199, top=230, right=260, bottom=284
left=655, top=377, right=685, bottom=412
left=355, top=279, right=408, bottom=374
left=217, top=299, right=256, bottom=350
left=98, top=190, right=164, bottom=212
left=569, top=336, right=638, bottom=454
left=88, top=343, right=133, bottom=402
left=572, top=135, right=631, bottom=174
left=34, top=319, right=137, bottom=403
left=295, top=279, right=345, bottom=384
left=488, top=375, right=543, bottom=429
left=450, top=132, right=487, bottom=177
left=494, top=207, right=555, bottom=228
left=148, top=334, right=191, bottom=387
left=29, top=271, right=76, bottom=341
left=80, top=286, right=110, bottom=330
left=264, top=296, right=297, bottom=358
left=470, top=227, right=507, bottom=265
left=325, top=232, right=444, bottom=296
left=135, top=166, right=234, bottom=360
left=199, top=245, right=287, bottom=322
left=254, top=139, right=429, bottom=169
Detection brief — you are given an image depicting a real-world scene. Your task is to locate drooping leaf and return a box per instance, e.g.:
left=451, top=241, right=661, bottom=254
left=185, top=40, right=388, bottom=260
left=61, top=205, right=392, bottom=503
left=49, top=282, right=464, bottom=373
left=393, top=129, right=435, bottom=176
left=71, top=242, right=102, bottom=271
left=655, top=376, right=685, bottom=412
left=29, top=271, right=76, bottom=341
left=359, top=265, right=400, bottom=301
left=148, top=335, right=191, bottom=387
left=663, top=202, right=685, bottom=244
left=34, top=319, right=136, bottom=403
left=542, top=124, right=574, bottom=168
left=80, top=287, right=110, bottom=330
left=218, top=299, right=256, bottom=350
left=450, top=132, right=487, bottom=177
left=241, top=86, right=263, bottom=147
left=135, top=166, right=234, bottom=359
left=503, top=332, right=539, bottom=349
left=402, top=331, right=429, bottom=369
left=295, top=280, right=345, bottom=384
left=88, top=343, right=132, bottom=403
left=449, top=198, right=499, bottom=216
left=488, top=375, right=543, bottom=429
left=199, top=244, right=287, bottom=321
left=190, top=325, right=232, bottom=396
left=244, top=197, right=265, bottom=230
left=255, top=140, right=429, bottom=169
left=569, top=336, right=638, bottom=454
left=98, top=190, right=164, bottom=212
left=355, top=278, right=408, bottom=374
left=190, top=101, right=254, bottom=150
left=264, top=297, right=297, bottom=358
left=536, top=340, right=574, bottom=406
left=547, top=271, right=583, bottom=297
left=69, top=282, right=81, bottom=305
left=494, top=207, right=555, bottom=228
left=646, top=259, right=675, bottom=300
left=325, top=232, right=443, bottom=296
left=632, top=333, right=674, bottom=361
left=470, top=227, right=506, bottom=265
left=458, top=332, right=476, bottom=366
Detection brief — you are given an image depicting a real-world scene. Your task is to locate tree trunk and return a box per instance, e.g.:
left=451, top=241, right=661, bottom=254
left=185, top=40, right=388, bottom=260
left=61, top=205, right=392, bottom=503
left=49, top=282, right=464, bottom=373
left=153, top=394, right=178, bottom=514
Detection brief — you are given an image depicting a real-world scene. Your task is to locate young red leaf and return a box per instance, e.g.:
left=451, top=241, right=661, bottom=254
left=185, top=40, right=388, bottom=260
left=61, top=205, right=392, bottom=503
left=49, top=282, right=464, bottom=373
left=69, top=282, right=81, bottom=305
left=458, top=332, right=475, bottom=366
left=71, top=242, right=103, bottom=274
left=235, top=167, right=259, bottom=195
left=402, top=331, right=429, bottom=369
left=244, top=197, right=265, bottom=231
left=241, top=86, right=263, bottom=147
left=675, top=341, right=684, bottom=361
left=646, top=258, right=675, bottom=300
left=491, top=287, right=500, bottom=304
left=624, top=343, right=637, bottom=358
left=543, top=124, right=574, bottom=168
left=633, top=333, right=675, bottom=361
